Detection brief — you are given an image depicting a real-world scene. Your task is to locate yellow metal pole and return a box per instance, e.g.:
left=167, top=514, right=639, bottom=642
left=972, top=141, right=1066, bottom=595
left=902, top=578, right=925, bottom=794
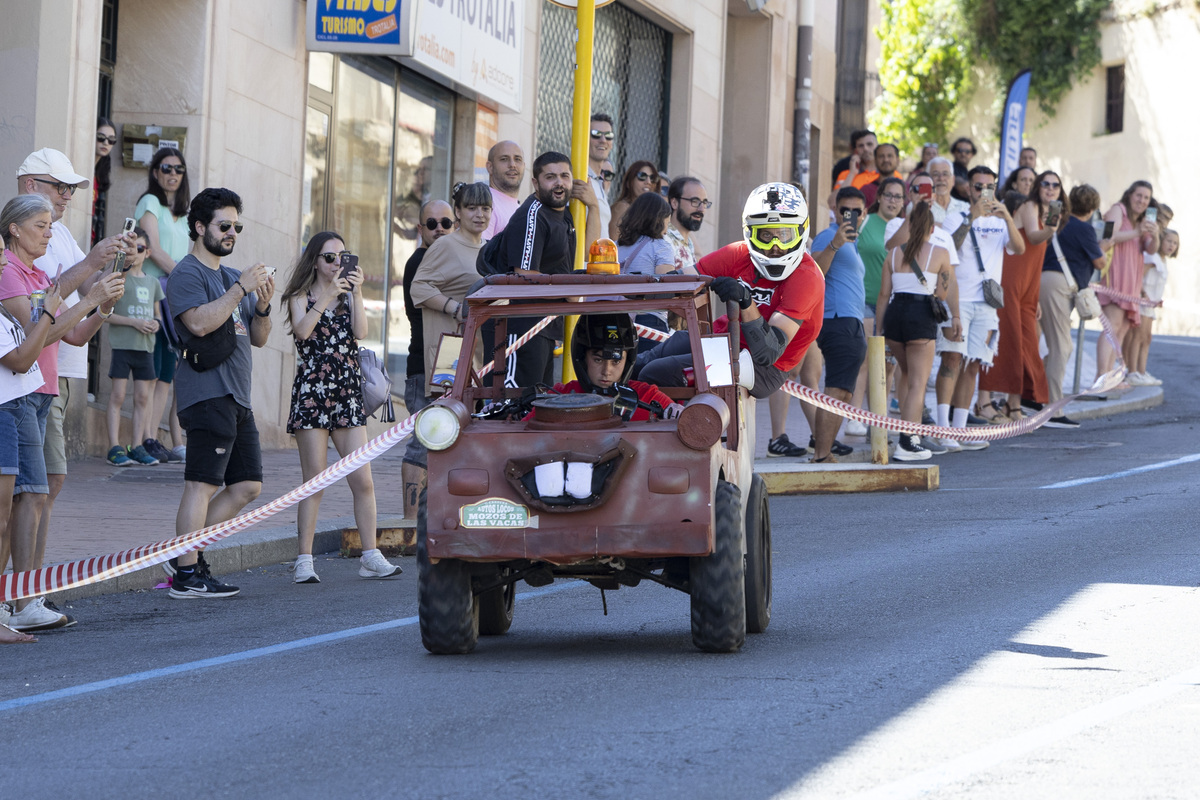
left=562, top=0, right=596, bottom=383
left=867, top=336, right=889, bottom=464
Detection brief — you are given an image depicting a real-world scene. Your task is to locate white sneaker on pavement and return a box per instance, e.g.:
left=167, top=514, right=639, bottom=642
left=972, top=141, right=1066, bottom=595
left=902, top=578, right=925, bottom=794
left=845, top=419, right=868, bottom=437
left=939, top=438, right=962, bottom=452
left=1141, top=371, right=1162, bottom=386
left=7, top=597, right=72, bottom=631
left=359, top=549, right=402, bottom=578
left=291, top=554, right=320, bottom=584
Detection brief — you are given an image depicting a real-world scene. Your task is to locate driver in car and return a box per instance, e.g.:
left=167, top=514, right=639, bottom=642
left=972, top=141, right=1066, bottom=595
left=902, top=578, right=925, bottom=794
left=545, top=313, right=683, bottom=421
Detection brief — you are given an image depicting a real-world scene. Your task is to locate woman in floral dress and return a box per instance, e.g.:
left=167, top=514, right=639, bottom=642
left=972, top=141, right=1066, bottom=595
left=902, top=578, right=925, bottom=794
left=281, top=231, right=400, bottom=584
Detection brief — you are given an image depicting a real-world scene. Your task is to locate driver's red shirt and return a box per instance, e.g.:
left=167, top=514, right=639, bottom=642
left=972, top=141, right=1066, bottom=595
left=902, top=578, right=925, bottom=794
left=698, top=241, right=825, bottom=372
left=548, top=380, right=674, bottom=421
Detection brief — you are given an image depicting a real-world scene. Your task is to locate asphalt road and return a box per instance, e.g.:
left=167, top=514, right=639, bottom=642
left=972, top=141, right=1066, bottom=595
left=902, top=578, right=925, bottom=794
left=3, top=334, right=1199, bottom=800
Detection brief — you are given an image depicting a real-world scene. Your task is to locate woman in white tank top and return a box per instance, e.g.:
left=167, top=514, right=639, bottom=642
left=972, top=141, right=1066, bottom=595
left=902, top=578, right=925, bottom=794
left=875, top=201, right=957, bottom=460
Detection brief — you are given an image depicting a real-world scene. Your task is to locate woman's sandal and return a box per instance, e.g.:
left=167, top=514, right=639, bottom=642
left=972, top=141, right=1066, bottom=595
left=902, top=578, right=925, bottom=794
left=1002, top=401, right=1028, bottom=421
left=975, top=400, right=1007, bottom=425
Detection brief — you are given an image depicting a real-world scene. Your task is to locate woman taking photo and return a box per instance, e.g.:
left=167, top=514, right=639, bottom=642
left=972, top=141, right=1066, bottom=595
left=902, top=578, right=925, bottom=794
left=608, top=161, right=661, bottom=241
left=134, top=147, right=192, bottom=465
left=410, top=182, right=492, bottom=394
left=0, top=230, right=64, bottom=643
left=1097, top=180, right=1159, bottom=378
left=282, top=231, right=401, bottom=584
left=979, top=170, right=1064, bottom=420
left=876, top=201, right=958, bottom=462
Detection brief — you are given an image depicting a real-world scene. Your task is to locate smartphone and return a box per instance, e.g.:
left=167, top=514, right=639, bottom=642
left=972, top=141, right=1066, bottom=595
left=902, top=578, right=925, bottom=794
left=339, top=252, right=359, bottom=280
left=841, top=208, right=861, bottom=240
left=917, top=183, right=933, bottom=201
left=1102, top=220, right=1115, bottom=240
left=1045, top=200, right=1063, bottom=227
left=111, top=218, right=136, bottom=273
left=980, top=187, right=995, bottom=205
left=1145, top=207, right=1158, bottom=224
left=122, top=217, right=136, bottom=235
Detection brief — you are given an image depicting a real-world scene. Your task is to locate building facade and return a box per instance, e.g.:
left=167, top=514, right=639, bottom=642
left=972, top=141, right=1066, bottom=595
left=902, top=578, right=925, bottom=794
left=1, top=0, right=843, bottom=456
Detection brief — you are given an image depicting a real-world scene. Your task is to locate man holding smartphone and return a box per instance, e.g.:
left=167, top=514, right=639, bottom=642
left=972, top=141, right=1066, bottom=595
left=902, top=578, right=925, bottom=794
left=809, top=187, right=869, bottom=463
left=934, top=165, right=1024, bottom=450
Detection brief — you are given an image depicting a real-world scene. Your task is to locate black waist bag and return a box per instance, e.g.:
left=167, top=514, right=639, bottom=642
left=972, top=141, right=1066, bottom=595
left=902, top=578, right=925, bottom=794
left=179, top=314, right=237, bottom=372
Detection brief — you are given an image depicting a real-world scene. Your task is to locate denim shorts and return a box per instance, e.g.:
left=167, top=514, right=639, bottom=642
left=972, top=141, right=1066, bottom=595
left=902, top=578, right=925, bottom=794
left=936, top=300, right=999, bottom=366
left=0, top=407, right=17, bottom=476
left=0, top=392, right=52, bottom=495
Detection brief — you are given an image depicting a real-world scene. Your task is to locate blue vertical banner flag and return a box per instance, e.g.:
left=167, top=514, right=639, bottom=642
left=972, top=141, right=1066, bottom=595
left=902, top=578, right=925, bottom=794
left=997, top=69, right=1032, bottom=186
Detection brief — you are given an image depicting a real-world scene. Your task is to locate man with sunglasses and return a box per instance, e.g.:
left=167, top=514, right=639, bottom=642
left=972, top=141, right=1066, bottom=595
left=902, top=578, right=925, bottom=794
left=16, top=149, right=133, bottom=624
left=934, top=165, right=1024, bottom=451
left=400, top=199, right=453, bottom=516
left=586, top=113, right=615, bottom=236
left=165, top=188, right=274, bottom=598
left=665, top=176, right=709, bottom=273
left=483, top=141, right=525, bottom=239
left=808, top=187, right=870, bottom=463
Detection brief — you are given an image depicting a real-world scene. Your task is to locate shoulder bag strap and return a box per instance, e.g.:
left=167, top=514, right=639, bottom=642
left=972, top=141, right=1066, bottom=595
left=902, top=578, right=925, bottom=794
left=968, top=225, right=986, bottom=274
left=619, top=238, right=651, bottom=270
left=1050, top=233, right=1079, bottom=293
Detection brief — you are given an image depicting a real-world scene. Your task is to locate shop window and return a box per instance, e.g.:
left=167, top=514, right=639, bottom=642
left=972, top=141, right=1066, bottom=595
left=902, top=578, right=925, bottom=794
left=536, top=3, right=671, bottom=193
left=388, top=74, right=454, bottom=381
left=1105, top=64, right=1124, bottom=135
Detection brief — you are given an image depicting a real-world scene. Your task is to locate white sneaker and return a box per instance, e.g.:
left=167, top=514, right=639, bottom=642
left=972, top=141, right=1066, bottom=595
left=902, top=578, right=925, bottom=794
left=172, top=445, right=187, bottom=460
left=1141, top=371, right=1162, bottom=386
left=939, top=438, right=962, bottom=452
left=893, top=433, right=931, bottom=461
left=845, top=419, right=868, bottom=437
left=1127, top=372, right=1147, bottom=386
left=291, top=554, right=320, bottom=584
left=958, top=437, right=990, bottom=451
left=7, top=597, right=71, bottom=631
left=359, top=549, right=403, bottom=578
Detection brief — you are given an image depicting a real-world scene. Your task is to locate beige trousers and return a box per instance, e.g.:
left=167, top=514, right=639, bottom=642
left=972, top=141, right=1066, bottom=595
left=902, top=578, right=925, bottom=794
left=1039, top=270, right=1075, bottom=403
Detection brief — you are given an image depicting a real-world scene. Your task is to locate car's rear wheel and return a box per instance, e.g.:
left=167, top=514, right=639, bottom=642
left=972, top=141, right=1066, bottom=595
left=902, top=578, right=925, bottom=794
left=417, top=490, right=479, bottom=654
left=744, top=473, right=772, bottom=633
left=689, top=479, right=746, bottom=653
left=478, top=568, right=515, bottom=635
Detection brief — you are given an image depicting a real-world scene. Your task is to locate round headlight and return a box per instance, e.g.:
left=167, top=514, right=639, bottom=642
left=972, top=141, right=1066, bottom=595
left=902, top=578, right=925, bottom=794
left=415, top=405, right=461, bottom=451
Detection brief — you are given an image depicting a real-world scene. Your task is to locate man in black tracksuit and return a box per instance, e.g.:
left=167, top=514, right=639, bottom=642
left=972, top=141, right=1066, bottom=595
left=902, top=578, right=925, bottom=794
left=478, top=150, right=600, bottom=387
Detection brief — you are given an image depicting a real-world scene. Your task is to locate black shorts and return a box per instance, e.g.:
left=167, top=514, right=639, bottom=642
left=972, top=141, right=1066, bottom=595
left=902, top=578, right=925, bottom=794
left=177, top=395, right=263, bottom=487
left=883, top=293, right=938, bottom=343
left=815, top=316, right=867, bottom=392
left=109, top=348, right=156, bottom=381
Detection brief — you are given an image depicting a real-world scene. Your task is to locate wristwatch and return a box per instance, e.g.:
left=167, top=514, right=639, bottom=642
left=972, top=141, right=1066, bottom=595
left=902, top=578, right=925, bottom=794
left=254, top=304, right=271, bottom=317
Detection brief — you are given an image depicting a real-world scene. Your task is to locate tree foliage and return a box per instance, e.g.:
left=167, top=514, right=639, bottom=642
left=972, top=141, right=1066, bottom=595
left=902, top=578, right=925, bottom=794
left=870, top=0, right=973, bottom=155
left=960, top=0, right=1110, bottom=116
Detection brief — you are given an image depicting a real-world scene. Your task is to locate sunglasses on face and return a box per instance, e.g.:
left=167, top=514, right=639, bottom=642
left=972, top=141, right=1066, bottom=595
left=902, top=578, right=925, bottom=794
left=319, top=251, right=350, bottom=264
left=599, top=169, right=616, bottom=182
left=32, top=178, right=79, bottom=196
left=635, top=171, right=657, bottom=182
left=136, top=245, right=147, bottom=253
left=972, top=183, right=997, bottom=192
left=425, top=217, right=454, bottom=231
left=680, top=196, right=712, bottom=209
left=1040, top=180, right=1061, bottom=189
left=589, top=130, right=614, bottom=141
left=159, top=164, right=186, bottom=175
left=212, top=221, right=243, bottom=234
left=96, top=134, right=117, bottom=145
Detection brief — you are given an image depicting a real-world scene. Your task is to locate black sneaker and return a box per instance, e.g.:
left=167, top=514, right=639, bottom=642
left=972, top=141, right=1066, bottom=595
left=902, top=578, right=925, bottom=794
left=809, top=436, right=854, bottom=457
left=767, top=433, right=808, bottom=458
left=162, top=551, right=210, bottom=579
left=921, top=407, right=935, bottom=426
left=144, top=438, right=177, bottom=463
left=1044, top=415, right=1081, bottom=429
left=1022, top=399, right=1044, bottom=413
left=169, top=570, right=240, bottom=599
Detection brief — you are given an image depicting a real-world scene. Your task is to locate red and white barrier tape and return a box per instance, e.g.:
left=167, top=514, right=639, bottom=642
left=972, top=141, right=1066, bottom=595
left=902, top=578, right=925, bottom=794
left=1090, top=283, right=1162, bottom=308
left=3, top=314, right=570, bottom=602
left=476, top=315, right=556, bottom=379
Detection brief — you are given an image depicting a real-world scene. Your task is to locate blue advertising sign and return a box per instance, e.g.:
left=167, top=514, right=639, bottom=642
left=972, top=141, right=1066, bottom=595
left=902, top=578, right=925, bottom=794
left=306, top=0, right=413, bottom=55
left=997, top=69, right=1032, bottom=187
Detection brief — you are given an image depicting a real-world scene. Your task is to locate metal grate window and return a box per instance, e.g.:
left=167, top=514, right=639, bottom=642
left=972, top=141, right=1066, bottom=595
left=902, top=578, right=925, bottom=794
left=536, top=3, right=671, bottom=192
left=1105, top=65, right=1124, bottom=135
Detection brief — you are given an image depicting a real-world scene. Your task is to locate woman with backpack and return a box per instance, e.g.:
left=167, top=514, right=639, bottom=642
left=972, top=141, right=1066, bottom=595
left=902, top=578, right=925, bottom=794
left=281, top=231, right=401, bottom=584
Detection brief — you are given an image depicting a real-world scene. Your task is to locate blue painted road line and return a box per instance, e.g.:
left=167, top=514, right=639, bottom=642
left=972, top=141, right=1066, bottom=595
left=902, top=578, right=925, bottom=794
left=0, top=580, right=584, bottom=714
left=1040, top=453, right=1200, bottom=489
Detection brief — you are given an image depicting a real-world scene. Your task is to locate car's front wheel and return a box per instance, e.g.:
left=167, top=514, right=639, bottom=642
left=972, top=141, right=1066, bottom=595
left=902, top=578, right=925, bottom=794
left=417, top=490, right=479, bottom=654
left=689, top=479, right=746, bottom=653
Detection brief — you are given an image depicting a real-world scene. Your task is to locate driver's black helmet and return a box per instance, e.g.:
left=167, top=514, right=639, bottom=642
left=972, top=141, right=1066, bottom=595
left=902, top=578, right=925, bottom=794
left=570, top=313, right=637, bottom=392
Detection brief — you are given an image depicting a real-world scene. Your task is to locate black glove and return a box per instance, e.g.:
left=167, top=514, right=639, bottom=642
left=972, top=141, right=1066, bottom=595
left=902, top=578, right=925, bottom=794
left=711, top=276, right=753, bottom=309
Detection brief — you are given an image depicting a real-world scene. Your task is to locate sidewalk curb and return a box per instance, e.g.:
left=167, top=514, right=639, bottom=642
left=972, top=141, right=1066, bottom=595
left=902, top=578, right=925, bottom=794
left=1065, top=385, right=1163, bottom=420
left=46, top=514, right=401, bottom=604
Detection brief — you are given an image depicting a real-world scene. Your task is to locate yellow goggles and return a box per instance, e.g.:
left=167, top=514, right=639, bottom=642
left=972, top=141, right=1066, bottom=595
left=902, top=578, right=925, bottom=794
left=748, top=224, right=804, bottom=252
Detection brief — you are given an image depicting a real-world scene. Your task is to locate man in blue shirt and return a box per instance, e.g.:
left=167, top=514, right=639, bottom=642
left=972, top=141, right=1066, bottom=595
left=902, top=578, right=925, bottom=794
left=809, top=187, right=868, bottom=462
